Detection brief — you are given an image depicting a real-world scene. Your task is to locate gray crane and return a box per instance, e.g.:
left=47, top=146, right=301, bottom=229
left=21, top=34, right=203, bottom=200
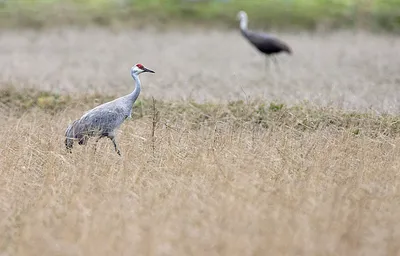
left=237, top=10, right=292, bottom=64
left=64, top=63, right=155, bottom=156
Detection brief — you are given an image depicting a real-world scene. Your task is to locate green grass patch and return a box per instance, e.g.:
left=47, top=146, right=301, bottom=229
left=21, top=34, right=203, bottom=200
left=1, top=87, right=399, bottom=138
left=0, top=0, right=399, bottom=32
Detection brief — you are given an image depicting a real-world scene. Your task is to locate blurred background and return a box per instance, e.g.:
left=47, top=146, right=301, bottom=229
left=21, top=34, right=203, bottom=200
left=0, top=0, right=399, bottom=32
left=0, top=0, right=400, bottom=113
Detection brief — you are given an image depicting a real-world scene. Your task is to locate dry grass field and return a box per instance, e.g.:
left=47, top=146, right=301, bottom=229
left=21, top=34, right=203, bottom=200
left=1, top=27, right=400, bottom=255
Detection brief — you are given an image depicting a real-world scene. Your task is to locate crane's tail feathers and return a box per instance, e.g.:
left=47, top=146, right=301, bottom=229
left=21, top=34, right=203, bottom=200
left=65, top=137, right=74, bottom=153
left=64, top=136, right=88, bottom=153
left=65, top=119, right=81, bottom=152
left=78, top=136, right=89, bottom=145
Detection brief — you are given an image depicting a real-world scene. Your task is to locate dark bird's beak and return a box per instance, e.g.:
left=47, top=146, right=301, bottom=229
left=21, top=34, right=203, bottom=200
left=143, top=67, right=155, bottom=73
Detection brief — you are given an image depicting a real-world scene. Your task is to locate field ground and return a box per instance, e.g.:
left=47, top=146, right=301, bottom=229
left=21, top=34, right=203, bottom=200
left=1, top=28, right=399, bottom=113
left=1, top=27, right=400, bottom=255
left=1, top=94, right=400, bottom=255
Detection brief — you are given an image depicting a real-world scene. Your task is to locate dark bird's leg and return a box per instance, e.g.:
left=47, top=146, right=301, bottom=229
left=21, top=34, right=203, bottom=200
left=272, top=55, right=280, bottom=70
left=265, top=55, right=280, bottom=73
left=272, top=55, right=278, bottom=65
left=275, top=56, right=281, bottom=70
left=265, top=56, right=277, bottom=74
left=265, top=56, right=272, bottom=71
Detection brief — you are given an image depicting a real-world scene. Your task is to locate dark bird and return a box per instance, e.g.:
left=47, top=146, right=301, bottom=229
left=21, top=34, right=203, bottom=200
left=237, top=10, right=292, bottom=64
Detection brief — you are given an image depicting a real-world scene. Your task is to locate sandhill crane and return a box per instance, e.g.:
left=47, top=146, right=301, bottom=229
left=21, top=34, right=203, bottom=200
left=237, top=10, right=292, bottom=64
left=65, top=63, right=155, bottom=156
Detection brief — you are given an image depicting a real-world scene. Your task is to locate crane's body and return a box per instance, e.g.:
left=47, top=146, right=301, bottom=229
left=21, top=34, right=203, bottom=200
left=237, top=11, right=292, bottom=57
left=65, top=64, right=155, bottom=156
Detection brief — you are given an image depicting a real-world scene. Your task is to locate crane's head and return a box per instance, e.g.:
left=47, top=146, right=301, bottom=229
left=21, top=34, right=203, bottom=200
left=237, top=10, right=248, bottom=22
left=131, top=63, right=155, bottom=76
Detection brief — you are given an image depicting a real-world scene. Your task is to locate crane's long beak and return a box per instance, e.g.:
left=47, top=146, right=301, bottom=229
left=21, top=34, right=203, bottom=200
left=143, top=67, right=155, bottom=73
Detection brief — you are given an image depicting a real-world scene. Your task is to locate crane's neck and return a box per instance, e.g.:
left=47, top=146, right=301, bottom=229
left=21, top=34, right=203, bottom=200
left=239, top=17, right=248, bottom=31
left=128, top=72, right=141, bottom=104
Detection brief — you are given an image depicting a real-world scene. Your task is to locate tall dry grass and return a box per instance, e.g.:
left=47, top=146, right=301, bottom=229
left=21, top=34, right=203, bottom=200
left=1, top=27, right=400, bottom=255
left=0, top=100, right=399, bottom=255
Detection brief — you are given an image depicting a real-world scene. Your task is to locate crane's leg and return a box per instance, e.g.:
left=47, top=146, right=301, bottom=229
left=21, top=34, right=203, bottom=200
left=266, top=55, right=280, bottom=73
left=272, top=55, right=280, bottom=70
left=108, top=135, right=121, bottom=156
left=265, top=56, right=273, bottom=72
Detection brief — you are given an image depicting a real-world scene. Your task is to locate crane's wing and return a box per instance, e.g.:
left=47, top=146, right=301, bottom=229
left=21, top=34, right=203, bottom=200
left=67, top=107, right=128, bottom=139
left=243, top=30, right=291, bottom=54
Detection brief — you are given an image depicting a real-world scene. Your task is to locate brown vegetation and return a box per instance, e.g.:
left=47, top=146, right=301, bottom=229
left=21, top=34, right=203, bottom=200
left=1, top=97, right=400, bottom=255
